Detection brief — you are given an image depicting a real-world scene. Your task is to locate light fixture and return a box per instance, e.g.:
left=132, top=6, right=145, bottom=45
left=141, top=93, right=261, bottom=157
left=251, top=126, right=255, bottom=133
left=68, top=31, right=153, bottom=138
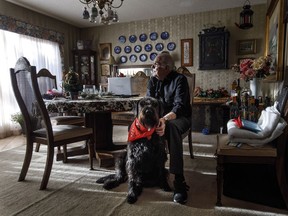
left=235, top=0, right=254, bottom=30
left=79, top=0, right=124, bottom=25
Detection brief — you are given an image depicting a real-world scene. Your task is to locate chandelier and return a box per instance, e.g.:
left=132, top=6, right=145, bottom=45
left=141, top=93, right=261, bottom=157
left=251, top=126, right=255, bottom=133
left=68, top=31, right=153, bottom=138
left=79, top=0, right=124, bottom=25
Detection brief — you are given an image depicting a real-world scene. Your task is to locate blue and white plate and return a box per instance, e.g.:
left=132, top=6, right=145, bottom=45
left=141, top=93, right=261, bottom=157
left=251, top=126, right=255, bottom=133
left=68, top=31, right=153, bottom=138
left=167, top=42, right=176, bottom=51
left=114, top=46, right=121, bottom=54
left=139, top=54, right=148, bottom=62
left=149, top=32, right=158, bottom=41
left=129, top=35, right=137, bottom=43
left=150, top=53, right=158, bottom=61
left=134, top=45, right=142, bottom=53
left=139, top=33, right=147, bottom=42
left=120, top=56, right=127, bottom=63
left=129, top=54, right=137, bottom=63
left=124, top=46, right=132, bottom=54
left=155, top=43, right=164, bottom=51
left=144, top=44, right=153, bottom=52
left=118, top=36, right=126, bottom=43
left=161, top=31, right=169, bottom=40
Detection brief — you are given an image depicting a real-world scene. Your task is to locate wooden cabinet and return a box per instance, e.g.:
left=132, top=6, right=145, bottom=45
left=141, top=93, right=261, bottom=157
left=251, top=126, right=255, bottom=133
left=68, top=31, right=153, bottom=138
left=72, top=49, right=97, bottom=85
left=198, top=27, right=230, bottom=70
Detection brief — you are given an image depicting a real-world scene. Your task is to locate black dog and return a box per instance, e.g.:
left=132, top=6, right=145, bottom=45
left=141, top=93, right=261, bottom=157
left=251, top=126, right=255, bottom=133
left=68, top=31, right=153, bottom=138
left=96, top=97, right=171, bottom=204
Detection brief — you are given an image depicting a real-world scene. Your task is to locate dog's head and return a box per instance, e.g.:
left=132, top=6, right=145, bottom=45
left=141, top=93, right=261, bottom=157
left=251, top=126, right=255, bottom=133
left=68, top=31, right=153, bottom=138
left=134, top=97, right=163, bottom=129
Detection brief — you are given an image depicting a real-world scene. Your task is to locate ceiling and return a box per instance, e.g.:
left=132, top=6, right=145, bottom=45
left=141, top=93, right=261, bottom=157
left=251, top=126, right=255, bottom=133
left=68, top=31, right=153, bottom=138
left=5, top=0, right=267, bottom=28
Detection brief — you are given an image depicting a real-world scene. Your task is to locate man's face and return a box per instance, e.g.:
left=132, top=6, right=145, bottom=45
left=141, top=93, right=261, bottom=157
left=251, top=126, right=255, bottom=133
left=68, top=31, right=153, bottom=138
left=151, top=56, right=169, bottom=80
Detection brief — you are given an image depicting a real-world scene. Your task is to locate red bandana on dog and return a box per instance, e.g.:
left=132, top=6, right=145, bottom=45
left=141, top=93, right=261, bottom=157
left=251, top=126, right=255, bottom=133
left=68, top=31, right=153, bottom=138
left=128, top=118, right=156, bottom=142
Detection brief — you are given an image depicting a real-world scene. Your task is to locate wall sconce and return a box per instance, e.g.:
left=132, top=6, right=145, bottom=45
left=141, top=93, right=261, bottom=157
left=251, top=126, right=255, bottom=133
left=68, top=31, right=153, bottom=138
left=235, top=0, right=254, bottom=30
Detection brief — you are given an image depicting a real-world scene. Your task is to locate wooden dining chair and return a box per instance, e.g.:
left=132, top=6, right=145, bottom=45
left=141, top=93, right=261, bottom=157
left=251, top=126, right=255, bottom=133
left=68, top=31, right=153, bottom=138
left=10, top=57, right=94, bottom=190
left=177, top=66, right=196, bottom=159
left=216, top=86, right=288, bottom=209
left=111, top=71, right=149, bottom=126
left=35, top=68, right=85, bottom=159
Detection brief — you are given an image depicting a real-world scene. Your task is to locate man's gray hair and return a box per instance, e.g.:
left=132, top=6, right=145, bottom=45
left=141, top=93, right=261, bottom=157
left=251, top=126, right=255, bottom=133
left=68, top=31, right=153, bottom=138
left=159, top=52, right=175, bottom=71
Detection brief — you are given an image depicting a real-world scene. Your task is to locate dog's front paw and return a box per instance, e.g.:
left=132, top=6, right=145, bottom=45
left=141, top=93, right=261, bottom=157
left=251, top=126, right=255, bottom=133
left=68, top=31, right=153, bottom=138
left=96, top=174, right=116, bottom=184
left=103, top=179, right=120, bottom=190
left=127, top=194, right=138, bottom=204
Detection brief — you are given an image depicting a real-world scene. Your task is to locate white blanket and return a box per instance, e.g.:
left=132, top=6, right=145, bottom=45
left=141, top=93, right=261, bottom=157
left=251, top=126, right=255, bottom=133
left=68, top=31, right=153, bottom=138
left=227, top=102, right=287, bottom=147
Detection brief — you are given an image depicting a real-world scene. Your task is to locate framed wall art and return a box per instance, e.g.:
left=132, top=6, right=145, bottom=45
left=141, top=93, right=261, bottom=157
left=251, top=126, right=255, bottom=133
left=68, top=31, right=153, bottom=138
left=181, top=39, right=193, bottom=67
left=265, top=0, right=285, bottom=81
left=198, top=27, right=230, bottom=70
left=101, top=64, right=110, bottom=76
left=100, top=43, right=112, bottom=61
left=237, top=39, right=257, bottom=55
left=285, top=0, right=288, bottom=22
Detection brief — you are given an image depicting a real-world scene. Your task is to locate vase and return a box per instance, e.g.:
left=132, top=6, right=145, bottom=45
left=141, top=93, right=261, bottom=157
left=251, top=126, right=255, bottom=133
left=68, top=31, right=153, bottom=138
left=70, top=91, right=79, bottom=100
left=249, top=78, right=261, bottom=98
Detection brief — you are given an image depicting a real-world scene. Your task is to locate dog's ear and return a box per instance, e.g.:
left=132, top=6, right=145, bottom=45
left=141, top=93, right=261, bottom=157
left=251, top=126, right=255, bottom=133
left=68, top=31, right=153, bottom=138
left=133, top=99, right=140, bottom=117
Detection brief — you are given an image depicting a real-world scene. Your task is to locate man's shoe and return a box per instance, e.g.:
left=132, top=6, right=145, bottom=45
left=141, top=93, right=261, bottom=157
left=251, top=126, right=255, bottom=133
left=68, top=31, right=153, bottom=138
left=173, top=180, right=189, bottom=204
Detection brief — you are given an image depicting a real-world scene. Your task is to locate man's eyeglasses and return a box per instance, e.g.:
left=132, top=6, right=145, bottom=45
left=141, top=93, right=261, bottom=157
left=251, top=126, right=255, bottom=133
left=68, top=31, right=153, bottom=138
left=151, top=62, right=166, bottom=69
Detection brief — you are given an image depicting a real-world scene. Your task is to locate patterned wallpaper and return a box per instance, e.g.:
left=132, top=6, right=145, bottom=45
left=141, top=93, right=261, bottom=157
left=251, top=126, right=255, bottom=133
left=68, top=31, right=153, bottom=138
left=81, top=4, right=276, bottom=95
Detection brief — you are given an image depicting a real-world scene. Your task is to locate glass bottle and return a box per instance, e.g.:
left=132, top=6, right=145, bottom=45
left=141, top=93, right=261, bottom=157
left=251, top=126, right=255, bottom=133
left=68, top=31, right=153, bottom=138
left=240, top=95, right=248, bottom=120
left=230, top=96, right=239, bottom=119
left=248, top=97, right=258, bottom=122
left=235, top=79, right=242, bottom=105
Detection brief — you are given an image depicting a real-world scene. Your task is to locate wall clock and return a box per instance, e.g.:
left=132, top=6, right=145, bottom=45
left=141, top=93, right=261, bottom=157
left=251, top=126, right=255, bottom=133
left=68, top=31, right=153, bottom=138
left=198, top=27, right=230, bottom=70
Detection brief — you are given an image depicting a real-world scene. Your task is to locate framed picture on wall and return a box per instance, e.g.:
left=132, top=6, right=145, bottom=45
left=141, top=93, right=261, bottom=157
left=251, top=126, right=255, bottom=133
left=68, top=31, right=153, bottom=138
left=181, top=39, right=193, bottom=67
left=285, top=0, right=288, bottom=22
left=198, top=27, right=230, bottom=70
left=101, top=64, right=110, bottom=76
left=100, top=43, right=112, bottom=61
left=237, top=39, right=256, bottom=55
left=265, top=0, right=285, bottom=81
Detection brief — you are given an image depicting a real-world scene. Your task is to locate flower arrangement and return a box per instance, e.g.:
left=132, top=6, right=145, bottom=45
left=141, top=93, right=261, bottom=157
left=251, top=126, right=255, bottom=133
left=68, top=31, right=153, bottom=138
left=232, top=55, right=272, bottom=82
left=63, top=67, right=83, bottom=93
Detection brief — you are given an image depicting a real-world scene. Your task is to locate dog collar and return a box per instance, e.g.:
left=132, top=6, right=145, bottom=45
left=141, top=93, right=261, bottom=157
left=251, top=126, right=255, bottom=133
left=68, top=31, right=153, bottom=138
left=128, top=118, right=156, bottom=142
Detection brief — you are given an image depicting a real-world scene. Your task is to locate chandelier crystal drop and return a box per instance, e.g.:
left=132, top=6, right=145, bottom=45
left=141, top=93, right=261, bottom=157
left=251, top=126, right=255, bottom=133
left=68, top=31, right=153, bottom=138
left=79, top=0, right=124, bottom=25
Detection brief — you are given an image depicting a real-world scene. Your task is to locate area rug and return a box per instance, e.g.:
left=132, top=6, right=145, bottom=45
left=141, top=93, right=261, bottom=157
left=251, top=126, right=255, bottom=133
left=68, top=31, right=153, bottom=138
left=0, top=140, right=287, bottom=216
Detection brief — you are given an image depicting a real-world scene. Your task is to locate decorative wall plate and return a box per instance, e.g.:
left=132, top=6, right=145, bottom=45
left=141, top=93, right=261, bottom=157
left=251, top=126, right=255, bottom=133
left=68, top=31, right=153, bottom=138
left=134, top=45, right=142, bottom=53
left=114, top=46, right=121, bottom=54
left=167, top=42, right=176, bottom=51
left=161, top=31, right=169, bottom=40
left=144, top=44, right=153, bottom=52
left=155, top=43, right=164, bottom=51
left=118, top=36, right=126, bottom=43
left=129, top=35, right=137, bottom=43
left=124, top=46, right=132, bottom=54
left=149, top=32, right=158, bottom=41
left=150, top=52, right=158, bottom=61
left=120, top=56, right=127, bottom=63
left=129, top=54, right=137, bottom=63
left=139, top=54, right=148, bottom=62
left=139, top=33, right=147, bottom=42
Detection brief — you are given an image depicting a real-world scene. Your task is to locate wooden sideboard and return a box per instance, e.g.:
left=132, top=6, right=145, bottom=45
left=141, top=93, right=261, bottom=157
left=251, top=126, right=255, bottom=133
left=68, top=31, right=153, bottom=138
left=192, top=97, right=230, bottom=133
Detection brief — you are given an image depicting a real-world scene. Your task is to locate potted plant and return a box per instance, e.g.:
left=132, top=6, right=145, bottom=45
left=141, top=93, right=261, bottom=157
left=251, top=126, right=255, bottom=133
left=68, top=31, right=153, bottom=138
left=11, top=112, right=25, bottom=134
left=63, top=67, right=83, bottom=99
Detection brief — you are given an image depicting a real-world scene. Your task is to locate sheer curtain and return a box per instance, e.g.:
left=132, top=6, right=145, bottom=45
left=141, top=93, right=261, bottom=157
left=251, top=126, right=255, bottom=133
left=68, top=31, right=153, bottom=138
left=0, top=29, right=62, bottom=138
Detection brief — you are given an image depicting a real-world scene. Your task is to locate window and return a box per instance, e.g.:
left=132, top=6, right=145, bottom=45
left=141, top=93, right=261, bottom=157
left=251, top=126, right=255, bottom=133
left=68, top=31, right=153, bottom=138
left=0, top=29, right=62, bottom=138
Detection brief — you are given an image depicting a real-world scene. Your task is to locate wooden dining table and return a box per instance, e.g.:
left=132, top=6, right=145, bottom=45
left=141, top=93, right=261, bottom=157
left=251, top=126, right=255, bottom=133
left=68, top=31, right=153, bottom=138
left=45, top=95, right=142, bottom=166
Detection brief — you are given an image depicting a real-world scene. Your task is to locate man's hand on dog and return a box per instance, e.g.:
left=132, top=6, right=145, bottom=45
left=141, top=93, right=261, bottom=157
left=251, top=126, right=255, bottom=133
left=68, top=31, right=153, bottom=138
left=156, top=118, right=166, bottom=136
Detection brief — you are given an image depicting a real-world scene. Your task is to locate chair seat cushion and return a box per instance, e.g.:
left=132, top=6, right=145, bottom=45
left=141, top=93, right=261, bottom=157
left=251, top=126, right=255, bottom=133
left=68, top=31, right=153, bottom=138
left=33, top=125, right=92, bottom=142
left=50, top=116, right=84, bottom=126
left=217, top=134, right=277, bottom=157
